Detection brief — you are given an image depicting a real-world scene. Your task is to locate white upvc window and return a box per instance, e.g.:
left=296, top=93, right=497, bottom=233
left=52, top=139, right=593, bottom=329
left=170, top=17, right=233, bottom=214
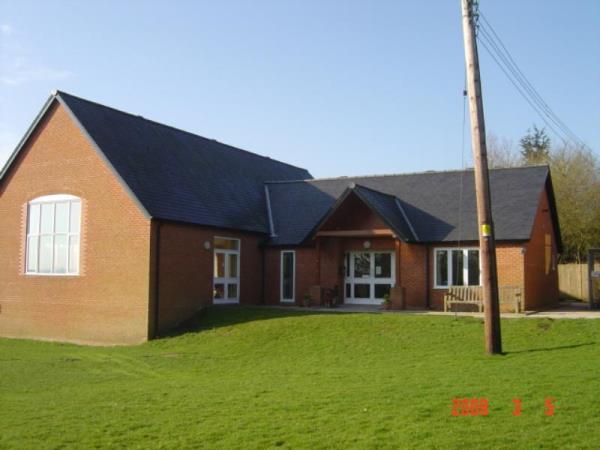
left=280, top=250, right=295, bottom=303
left=213, top=237, right=241, bottom=304
left=26, top=194, right=81, bottom=276
left=434, top=247, right=481, bottom=288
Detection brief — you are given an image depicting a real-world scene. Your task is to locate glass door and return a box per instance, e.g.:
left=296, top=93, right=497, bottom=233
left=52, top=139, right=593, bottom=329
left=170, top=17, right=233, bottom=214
left=280, top=251, right=295, bottom=303
left=344, top=251, right=395, bottom=305
left=213, top=237, right=240, bottom=304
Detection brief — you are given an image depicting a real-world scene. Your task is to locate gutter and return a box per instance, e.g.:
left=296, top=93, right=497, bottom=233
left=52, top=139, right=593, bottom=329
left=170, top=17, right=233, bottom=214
left=261, top=241, right=266, bottom=304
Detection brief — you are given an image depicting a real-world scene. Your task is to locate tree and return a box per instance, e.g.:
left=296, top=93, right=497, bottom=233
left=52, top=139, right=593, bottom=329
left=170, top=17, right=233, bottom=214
left=487, top=132, right=520, bottom=168
left=520, top=125, right=551, bottom=165
left=487, top=128, right=600, bottom=262
left=549, top=144, right=600, bottom=262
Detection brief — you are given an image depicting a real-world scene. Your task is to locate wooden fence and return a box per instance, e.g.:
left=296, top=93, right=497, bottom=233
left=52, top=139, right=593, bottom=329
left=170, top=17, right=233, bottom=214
left=558, top=264, right=588, bottom=301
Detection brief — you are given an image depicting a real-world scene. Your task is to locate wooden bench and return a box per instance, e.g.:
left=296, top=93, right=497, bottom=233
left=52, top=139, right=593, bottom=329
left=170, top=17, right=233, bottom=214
left=444, top=286, right=483, bottom=312
left=444, top=286, right=522, bottom=313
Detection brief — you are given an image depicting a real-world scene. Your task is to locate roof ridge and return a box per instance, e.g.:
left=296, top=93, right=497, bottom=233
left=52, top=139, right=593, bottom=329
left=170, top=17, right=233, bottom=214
left=350, top=184, right=411, bottom=242
left=264, top=165, right=548, bottom=185
left=55, top=90, right=311, bottom=174
left=352, top=183, right=419, bottom=241
left=394, top=197, right=419, bottom=241
left=352, top=182, right=397, bottom=199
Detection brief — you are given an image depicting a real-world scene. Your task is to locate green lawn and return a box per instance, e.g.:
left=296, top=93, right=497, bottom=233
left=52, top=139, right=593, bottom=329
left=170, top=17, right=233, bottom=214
left=1, top=307, right=599, bottom=449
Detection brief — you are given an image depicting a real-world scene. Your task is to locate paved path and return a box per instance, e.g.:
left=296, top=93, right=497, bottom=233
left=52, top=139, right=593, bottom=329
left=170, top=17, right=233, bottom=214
left=268, top=302, right=600, bottom=319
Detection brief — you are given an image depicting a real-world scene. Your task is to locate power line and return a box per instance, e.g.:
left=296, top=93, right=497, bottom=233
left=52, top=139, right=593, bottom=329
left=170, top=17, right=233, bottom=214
left=479, top=13, right=585, bottom=147
left=476, top=35, right=568, bottom=144
left=477, top=26, right=576, bottom=145
left=475, top=11, right=585, bottom=147
left=478, top=26, right=576, bottom=144
left=476, top=19, right=584, bottom=147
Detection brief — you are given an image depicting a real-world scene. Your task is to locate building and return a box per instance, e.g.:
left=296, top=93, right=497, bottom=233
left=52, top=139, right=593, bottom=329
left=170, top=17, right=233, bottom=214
left=0, top=92, right=561, bottom=344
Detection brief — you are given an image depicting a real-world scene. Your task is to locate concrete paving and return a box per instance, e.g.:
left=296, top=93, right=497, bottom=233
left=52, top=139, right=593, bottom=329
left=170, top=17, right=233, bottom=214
left=271, top=301, right=600, bottom=319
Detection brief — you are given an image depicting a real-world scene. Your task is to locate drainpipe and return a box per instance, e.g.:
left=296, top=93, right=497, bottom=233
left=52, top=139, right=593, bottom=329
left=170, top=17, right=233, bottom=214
left=261, top=239, right=266, bottom=304
left=425, top=247, right=431, bottom=309
left=153, top=221, right=162, bottom=338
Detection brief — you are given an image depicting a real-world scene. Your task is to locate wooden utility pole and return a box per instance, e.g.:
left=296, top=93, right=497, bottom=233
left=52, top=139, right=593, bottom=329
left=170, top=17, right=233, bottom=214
left=461, top=0, right=502, bottom=354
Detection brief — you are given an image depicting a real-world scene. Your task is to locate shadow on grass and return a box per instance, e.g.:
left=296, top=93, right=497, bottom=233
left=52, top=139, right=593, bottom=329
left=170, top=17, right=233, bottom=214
left=161, top=305, right=338, bottom=339
left=505, top=342, right=597, bottom=355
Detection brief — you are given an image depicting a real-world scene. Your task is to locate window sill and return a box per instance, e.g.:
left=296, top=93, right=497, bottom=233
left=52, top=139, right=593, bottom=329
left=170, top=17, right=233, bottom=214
left=24, top=272, right=80, bottom=277
left=433, top=285, right=482, bottom=290
left=213, top=299, right=239, bottom=305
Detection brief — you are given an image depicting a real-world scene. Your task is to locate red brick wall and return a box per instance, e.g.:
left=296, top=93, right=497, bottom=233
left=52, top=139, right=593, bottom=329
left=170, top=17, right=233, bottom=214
left=0, top=102, right=151, bottom=344
left=399, top=242, right=428, bottom=308
left=152, top=222, right=264, bottom=333
left=264, top=237, right=396, bottom=305
left=264, top=247, right=317, bottom=305
left=523, top=187, right=559, bottom=309
left=265, top=239, right=533, bottom=311
left=496, top=245, right=525, bottom=288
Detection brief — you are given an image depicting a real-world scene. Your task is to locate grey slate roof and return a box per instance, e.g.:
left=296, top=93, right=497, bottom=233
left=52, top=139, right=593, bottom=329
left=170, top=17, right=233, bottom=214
left=266, top=165, right=555, bottom=246
left=57, top=91, right=312, bottom=233
left=1, top=92, right=559, bottom=249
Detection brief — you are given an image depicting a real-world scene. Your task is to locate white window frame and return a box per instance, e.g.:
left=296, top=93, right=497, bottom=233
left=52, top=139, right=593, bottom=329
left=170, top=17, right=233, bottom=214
left=280, top=250, right=296, bottom=303
left=213, top=237, right=241, bottom=305
left=433, top=247, right=481, bottom=289
left=25, top=194, right=81, bottom=276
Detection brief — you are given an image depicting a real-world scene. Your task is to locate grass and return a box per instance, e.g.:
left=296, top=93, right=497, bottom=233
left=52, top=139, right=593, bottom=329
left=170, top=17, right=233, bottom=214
left=1, top=307, right=599, bottom=449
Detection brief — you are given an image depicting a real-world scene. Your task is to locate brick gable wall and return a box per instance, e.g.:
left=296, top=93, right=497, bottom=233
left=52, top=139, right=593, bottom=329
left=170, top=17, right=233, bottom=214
left=0, top=102, right=152, bottom=344
left=523, top=186, right=559, bottom=309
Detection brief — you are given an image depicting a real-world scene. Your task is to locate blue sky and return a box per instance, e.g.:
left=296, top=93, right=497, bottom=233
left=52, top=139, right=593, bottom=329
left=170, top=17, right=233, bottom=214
left=0, top=0, right=598, bottom=178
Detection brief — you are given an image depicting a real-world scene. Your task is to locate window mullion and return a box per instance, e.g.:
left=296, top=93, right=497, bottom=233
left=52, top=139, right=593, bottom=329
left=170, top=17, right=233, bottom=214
left=50, top=203, right=55, bottom=273
left=36, top=231, right=41, bottom=274
left=463, top=249, right=468, bottom=286
left=369, top=252, right=375, bottom=298
left=448, top=250, right=452, bottom=287
left=351, top=252, right=355, bottom=297
left=66, top=201, right=71, bottom=274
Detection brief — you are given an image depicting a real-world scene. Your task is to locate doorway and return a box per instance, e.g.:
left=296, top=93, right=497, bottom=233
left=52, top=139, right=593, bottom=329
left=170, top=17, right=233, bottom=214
left=344, top=251, right=395, bottom=305
left=213, top=237, right=240, bottom=304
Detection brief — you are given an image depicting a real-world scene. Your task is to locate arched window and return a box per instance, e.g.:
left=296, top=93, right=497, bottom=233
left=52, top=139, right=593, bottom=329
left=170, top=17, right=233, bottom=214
left=26, top=194, right=81, bottom=275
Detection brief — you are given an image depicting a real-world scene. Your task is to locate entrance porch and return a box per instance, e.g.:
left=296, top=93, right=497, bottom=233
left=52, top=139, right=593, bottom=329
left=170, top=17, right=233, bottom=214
left=311, top=232, right=405, bottom=308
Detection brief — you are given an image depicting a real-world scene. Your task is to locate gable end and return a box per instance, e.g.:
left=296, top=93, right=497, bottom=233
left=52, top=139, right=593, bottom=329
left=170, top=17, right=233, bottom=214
left=0, top=93, right=151, bottom=220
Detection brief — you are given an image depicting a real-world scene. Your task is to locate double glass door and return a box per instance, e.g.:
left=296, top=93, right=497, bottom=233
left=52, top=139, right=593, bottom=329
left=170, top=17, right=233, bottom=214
left=344, top=251, right=395, bottom=305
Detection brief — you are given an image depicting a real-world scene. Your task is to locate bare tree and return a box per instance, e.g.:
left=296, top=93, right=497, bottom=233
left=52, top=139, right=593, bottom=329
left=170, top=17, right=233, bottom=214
left=486, top=132, right=520, bottom=168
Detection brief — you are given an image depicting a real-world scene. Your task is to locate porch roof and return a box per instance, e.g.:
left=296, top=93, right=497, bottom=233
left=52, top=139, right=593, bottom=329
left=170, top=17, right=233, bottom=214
left=306, top=184, right=417, bottom=242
